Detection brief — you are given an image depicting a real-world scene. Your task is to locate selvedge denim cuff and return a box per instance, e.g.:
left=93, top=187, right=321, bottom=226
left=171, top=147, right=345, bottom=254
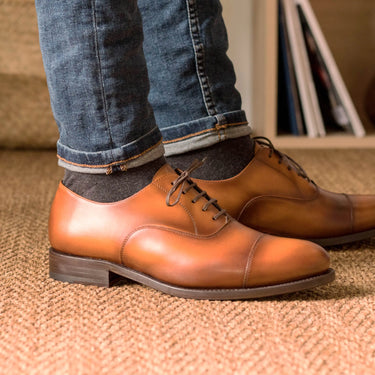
left=161, top=110, right=251, bottom=156
left=57, top=126, right=164, bottom=174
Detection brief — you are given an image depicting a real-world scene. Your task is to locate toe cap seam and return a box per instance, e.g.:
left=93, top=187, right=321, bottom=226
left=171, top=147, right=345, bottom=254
left=242, top=233, right=265, bottom=288
left=343, top=193, right=354, bottom=233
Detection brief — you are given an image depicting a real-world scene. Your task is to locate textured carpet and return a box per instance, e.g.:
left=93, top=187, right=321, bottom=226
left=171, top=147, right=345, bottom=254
left=0, top=149, right=374, bottom=375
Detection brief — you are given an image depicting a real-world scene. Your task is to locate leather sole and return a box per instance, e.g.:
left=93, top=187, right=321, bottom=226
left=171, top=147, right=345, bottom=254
left=49, top=248, right=335, bottom=300
left=310, top=229, right=375, bottom=247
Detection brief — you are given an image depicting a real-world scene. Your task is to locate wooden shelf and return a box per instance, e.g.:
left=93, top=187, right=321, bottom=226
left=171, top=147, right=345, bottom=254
left=267, top=134, right=375, bottom=149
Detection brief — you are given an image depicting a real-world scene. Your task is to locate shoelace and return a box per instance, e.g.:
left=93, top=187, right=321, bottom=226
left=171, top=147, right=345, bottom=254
left=166, top=159, right=227, bottom=221
left=253, top=136, right=313, bottom=183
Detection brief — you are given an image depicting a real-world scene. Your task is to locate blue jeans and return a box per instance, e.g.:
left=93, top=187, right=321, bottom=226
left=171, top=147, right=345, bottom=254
left=35, top=0, right=251, bottom=173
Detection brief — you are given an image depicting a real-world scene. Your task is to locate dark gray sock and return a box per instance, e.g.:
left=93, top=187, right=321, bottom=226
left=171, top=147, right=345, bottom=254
left=167, top=136, right=255, bottom=180
left=63, top=157, right=166, bottom=203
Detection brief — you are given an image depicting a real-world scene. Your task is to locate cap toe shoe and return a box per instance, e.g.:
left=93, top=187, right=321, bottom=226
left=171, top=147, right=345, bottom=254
left=49, top=163, right=334, bottom=299
left=195, top=140, right=375, bottom=246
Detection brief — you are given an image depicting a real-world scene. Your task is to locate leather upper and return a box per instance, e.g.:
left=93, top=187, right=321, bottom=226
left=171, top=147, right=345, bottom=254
left=49, top=164, right=330, bottom=288
left=195, top=143, right=375, bottom=239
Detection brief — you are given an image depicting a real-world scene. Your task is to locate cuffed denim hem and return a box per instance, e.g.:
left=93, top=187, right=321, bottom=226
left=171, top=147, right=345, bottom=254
left=56, top=127, right=165, bottom=174
left=161, top=110, right=252, bottom=156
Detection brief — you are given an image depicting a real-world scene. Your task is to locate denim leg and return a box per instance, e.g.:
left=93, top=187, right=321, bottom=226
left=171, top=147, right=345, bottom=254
left=35, top=0, right=164, bottom=173
left=139, top=0, right=251, bottom=156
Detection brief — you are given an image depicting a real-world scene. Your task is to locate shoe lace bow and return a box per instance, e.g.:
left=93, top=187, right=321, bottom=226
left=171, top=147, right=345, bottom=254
left=166, top=159, right=227, bottom=221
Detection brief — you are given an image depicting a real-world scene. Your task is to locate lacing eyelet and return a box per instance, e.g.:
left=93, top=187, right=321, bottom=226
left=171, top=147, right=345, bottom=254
left=253, top=136, right=311, bottom=182
left=212, top=217, right=217, bottom=221
left=166, top=159, right=227, bottom=219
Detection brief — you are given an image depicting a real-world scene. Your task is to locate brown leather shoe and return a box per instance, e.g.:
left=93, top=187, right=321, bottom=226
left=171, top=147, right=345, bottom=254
left=48, top=162, right=334, bottom=299
left=194, top=137, right=375, bottom=246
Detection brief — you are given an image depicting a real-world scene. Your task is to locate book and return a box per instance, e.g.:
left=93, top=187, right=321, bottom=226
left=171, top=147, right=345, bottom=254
left=294, top=0, right=365, bottom=137
left=297, top=5, right=352, bottom=134
left=277, top=0, right=305, bottom=136
left=281, top=0, right=325, bottom=137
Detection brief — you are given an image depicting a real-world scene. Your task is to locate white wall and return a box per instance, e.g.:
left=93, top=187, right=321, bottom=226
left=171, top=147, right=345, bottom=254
left=221, top=0, right=253, bottom=123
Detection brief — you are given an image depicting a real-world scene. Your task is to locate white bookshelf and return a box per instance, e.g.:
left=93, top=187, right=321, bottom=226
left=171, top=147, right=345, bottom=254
left=223, top=0, right=375, bottom=149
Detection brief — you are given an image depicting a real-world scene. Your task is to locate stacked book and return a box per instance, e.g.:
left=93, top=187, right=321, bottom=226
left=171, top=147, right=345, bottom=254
left=277, top=0, right=365, bottom=137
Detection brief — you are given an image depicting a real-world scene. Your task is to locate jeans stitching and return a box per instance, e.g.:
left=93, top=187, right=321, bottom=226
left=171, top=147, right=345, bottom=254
left=186, top=0, right=217, bottom=116
left=57, top=139, right=163, bottom=169
left=215, top=114, right=228, bottom=141
left=160, top=110, right=246, bottom=130
left=162, top=121, right=248, bottom=144
left=91, top=0, right=114, bottom=156
left=58, top=124, right=160, bottom=156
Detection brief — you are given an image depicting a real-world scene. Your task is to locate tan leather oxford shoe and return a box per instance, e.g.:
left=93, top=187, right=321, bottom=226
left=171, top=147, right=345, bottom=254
left=48, top=162, right=334, bottom=299
left=195, top=137, right=375, bottom=246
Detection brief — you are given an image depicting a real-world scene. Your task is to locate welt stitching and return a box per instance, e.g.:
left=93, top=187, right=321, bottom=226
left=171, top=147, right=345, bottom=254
left=91, top=0, right=114, bottom=156
left=186, top=0, right=217, bottom=116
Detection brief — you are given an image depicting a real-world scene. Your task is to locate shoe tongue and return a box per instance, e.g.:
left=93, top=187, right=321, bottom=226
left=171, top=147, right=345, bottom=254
left=152, top=163, right=177, bottom=181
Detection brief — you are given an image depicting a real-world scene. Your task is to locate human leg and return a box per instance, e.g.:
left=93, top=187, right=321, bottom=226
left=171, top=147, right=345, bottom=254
left=35, top=0, right=167, bottom=201
left=36, top=0, right=163, bottom=173
left=138, top=0, right=255, bottom=179
left=36, top=0, right=333, bottom=298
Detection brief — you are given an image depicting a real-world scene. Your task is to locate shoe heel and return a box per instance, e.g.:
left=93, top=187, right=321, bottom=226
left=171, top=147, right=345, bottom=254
left=49, top=248, right=118, bottom=287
